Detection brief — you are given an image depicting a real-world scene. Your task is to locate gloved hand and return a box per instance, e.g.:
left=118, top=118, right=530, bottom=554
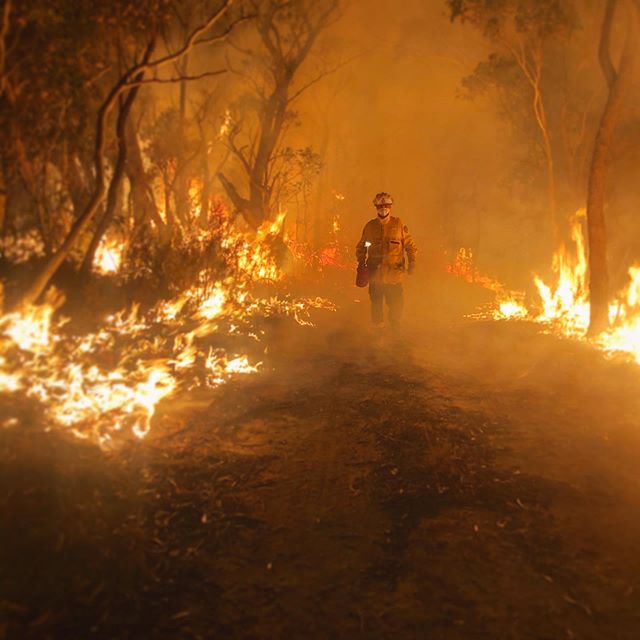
left=407, top=262, right=415, bottom=275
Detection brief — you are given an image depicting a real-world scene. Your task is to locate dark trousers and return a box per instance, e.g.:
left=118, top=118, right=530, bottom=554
left=369, top=282, right=403, bottom=325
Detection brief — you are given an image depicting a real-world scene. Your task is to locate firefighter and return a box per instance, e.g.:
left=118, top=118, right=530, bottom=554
left=356, top=192, right=417, bottom=327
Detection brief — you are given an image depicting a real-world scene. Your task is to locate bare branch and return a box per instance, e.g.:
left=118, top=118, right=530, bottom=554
left=227, top=33, right=256, bottom=58
left=83, top=64, right=113, bottom=89
left=195, top=15, right=254, bottom=46
left=131, top=0, right=236, bottom=76
left=227, top=123, right=253, bottom=175
left=290, top=0, right=338, bottom=70
left=218, top=170, right=251, bottom=212
left=257, top=2, right=284, bottom=63
left=126, top=69, right=227, bottom=86
left=225, top=49, right=265, bottom=97
left=600, top=0, right=618, bottom=89
left=288, top=52, right=363, bottom=103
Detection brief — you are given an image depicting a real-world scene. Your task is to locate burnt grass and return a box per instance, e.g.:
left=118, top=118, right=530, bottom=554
left=3, top=315, right=640, bottom=639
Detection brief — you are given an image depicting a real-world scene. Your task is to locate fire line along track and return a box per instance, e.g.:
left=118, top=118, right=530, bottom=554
left=3, top=283, right=640, bottom=639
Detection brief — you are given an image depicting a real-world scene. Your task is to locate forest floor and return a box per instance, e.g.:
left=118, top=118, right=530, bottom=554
left=3, top=274, right=640, bottom=639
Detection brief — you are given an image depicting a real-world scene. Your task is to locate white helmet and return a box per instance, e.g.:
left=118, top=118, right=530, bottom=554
left=373, top=192, right=394, bottom=207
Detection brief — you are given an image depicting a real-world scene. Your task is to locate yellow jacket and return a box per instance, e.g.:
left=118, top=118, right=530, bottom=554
left=356, top=216, right=417, bottom=284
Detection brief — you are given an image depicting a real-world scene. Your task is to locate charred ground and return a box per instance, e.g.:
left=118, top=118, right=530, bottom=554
left=2, top=278, right=640, bottom=639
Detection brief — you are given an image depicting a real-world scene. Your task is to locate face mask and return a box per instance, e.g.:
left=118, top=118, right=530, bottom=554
left=377, top=207, right=391, bottom=219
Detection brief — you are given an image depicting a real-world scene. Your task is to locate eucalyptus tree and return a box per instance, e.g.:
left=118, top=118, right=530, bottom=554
left=449, top=0, right=577, bottom=242
left=12, top=0, right=243, bottom=309
left=218, top=0, right=339, bottom=229
left=587, top=0, right=640, bottom=333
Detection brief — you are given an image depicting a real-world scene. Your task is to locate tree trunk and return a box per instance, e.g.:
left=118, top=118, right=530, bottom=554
left=200, top=138, right=211, bottom=227
left=249, top=84, right=289, bottom=224
left=11, top=31, right=166, bottom=310
left=0, top=160, right=6, bottom=239
left=163, top=171, right=177, bottom=236
left=11, top=1, right=237, bottom=307
left=218, top=78, right=292, bottom=230
left=521, top=48, right=559, bottom=242
left=16, top=155, right=108, bottom=308
left=312, top=101, right=331, bottom=249
left=587, top=1, right=638, bottom=334
left=217, top=1, right=337, bottom=231
left=12, top=136, right=52, bottom=254
left=540, top=113, right=558, bottom=241
left=80, top=76, right=142, bottom=277
left=14, top=74, right=141, bottom=308
left=217, top=170, right=255, bottom=226
left=125, top=119, right=167, bottom=241
left=67, top=152, right=91, bottom=221
left=175, top=55, right=190, bottom=228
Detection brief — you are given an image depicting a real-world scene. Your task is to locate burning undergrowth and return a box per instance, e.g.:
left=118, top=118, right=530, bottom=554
left=0, top=214, right=335, bottom=447
left=445, top=247, right=528, bottom=321
left=448, top=209, right=640, bottom=365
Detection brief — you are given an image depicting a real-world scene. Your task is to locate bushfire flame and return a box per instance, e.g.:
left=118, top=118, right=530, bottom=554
left=446, top=248, right=527, bottom=320
left=533, top=209, right=590, bottom=335
left=0, top=217, right=335, bottom=447
left=94, top=236, right=124, bottom=275
left=448, top=208, right=640, bottom=364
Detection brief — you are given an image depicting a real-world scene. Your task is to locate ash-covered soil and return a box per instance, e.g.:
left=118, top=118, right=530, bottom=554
left=3, top=276, right=640, bottom=639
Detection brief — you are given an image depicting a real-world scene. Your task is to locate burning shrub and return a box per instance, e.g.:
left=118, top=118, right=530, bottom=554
left=447, top=209, right=640, bottom=364
left=0, top=202, right=335, bottom=447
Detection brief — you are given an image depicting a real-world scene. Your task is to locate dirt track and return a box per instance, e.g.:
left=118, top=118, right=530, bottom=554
left=3, top=277, right=640, bottom=639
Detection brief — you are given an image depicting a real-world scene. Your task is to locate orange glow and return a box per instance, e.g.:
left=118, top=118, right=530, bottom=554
left=449, top=208, right=640, bottom=364
left=0, top=215, right=335, bottom=447
left=94, top=236, right=124, bottom=275
left=446, top=248, right=528, bottom=320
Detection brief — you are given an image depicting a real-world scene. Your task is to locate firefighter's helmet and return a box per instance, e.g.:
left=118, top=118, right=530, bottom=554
left=373, top=192, right=394, bottom=207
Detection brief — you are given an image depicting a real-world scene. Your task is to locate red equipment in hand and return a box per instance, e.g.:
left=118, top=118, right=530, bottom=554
left=355, top=263, right=369, bottom=287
